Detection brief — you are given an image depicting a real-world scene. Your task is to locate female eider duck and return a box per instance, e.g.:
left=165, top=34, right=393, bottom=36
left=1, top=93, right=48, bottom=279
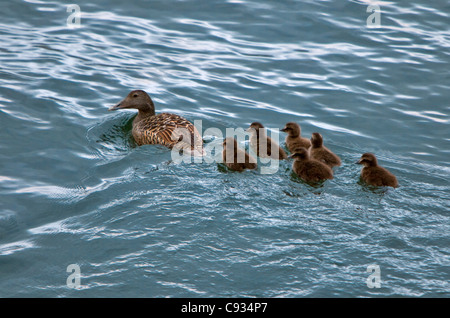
left=280, top=122, right=311, bottom=153
left=109, top=90, right=204, bottom=156
left=309, top=132, right=341, bottom=168
left=222, top=137, right=257, bottom=172
left=246, top=122, right=288, bottom=160
left=356, top=153, right=398, bottom=188
left=289, top=147, right=333, bottom=183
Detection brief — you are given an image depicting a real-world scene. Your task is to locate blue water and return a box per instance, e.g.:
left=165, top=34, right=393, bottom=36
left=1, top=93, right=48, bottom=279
left=0, top=0, right=449, bottom=297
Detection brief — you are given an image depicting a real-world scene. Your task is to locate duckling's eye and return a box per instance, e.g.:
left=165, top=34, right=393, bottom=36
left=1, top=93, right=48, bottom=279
left=133, top=94, right=138, bottom=98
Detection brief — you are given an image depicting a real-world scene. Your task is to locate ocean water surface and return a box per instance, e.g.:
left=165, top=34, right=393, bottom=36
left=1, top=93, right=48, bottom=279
left=0, top=0, right=449, bottom=297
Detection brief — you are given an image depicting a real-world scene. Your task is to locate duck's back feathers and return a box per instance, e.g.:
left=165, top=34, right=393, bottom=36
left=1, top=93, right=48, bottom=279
left=309, top=132, right=341, bottom=168
left=285, top=136, right=311, bottom=153
left=293, top=160, right=334, bottom=182
left=290, top=148, right=333, bottom=183
left=361, top=166, right=398, bottom=188
left=222, top=149, right=257, bottom=172
left=222, top=137, right=257, bottom=172
left=247, top=122, right=287, bottom=160
left=249, top=134, right=288, bottom=160
left=356, top=153, right=398, bottom=188
left=310, top=146, right=341, bottom=168
left=133, top=113, right=203, bottom=153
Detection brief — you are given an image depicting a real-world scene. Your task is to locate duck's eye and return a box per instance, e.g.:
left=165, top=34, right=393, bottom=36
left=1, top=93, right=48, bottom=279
left=133, top=94, right=138, bottom=98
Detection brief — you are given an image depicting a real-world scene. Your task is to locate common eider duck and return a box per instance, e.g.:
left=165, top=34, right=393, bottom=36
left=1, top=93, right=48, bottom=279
left=109, top=90, right=204, bottom=155
left=246, top=122, right=288, bottom=160
left=309, top=132, right=341, bottom=168
left=280, top=122, right=311, bottom=153
left=356, top=153, right=398, bottom=188
left=289, top=148, right=333, bottom=182
left=222, top=137, right=257, bottom=172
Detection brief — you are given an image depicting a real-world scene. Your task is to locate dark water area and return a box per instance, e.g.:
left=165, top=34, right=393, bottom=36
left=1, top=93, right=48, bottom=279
left=0, top=0, right=449, bottom=297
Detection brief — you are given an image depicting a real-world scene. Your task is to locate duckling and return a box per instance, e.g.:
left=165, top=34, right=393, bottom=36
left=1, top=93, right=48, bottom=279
left=280, top=122, right=311, bottom=153
left=356, top=153, right=398, bottom=188
left=246, top=122, right=288, bottom=160
left=309, top=132, right=341, bottom=168
left=222, top=137, right=257, bottom=172
left=109, top=90, right=204, bottom=155
left=289, top=148, right=333, bottom=182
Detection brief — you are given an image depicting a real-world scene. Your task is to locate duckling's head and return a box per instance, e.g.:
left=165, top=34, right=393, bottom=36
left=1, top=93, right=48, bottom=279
left=248, top=122, right=264, bottom=130
left=356, top=153, right=378, bottom=167
left=109, top=90, right=155, bottom=115
left=280, top=122, right=301, bottom=137
left=246, top=122, right=265, bottom=136
left=288, top=147, right=309, bottom=161
left=310, top=132, right=323, bottom=148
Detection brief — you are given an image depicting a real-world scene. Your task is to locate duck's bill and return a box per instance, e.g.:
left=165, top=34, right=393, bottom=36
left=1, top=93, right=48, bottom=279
left=108, top=101, right=123, bottom=111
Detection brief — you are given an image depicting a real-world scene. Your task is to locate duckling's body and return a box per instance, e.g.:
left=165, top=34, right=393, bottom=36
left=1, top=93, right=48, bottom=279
left=247, top=122, right=288, bottom=160
left=357, top=153, right=398, bottom=188
left=309, top=132, right=341, bottom=168
left=290, top=148, right=333, bottom=182
left=280, top=122, right=311, bottom=153
left=109, top=90, right=203, bottom=155
left=222, top=137, right=257, bottom=172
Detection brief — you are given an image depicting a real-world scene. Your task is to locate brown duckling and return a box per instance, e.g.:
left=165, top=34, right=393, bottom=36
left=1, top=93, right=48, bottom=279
left=309, top=132, right=341, bottom=168
left=222, top=137, right=257, bottom=172
left=280, top=122, right=311, bottom=153
left=289, top=148, right=333, bottom=182
left=246, top=122, right=288, bottom=160
left=109, top=90, right=204, bottom=155
left=356, top=153, right=398, bottom=188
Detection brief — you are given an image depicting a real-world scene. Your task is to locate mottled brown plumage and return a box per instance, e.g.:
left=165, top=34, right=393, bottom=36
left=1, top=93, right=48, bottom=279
left=289, top=148, right=333, bottom=182
left=280, top=122, right=311, bottom=153
left=222, top=137, right=257, bottom=172
left=356, top=153, right=398, bottom=188
left=309, top=132, right=341, bottom=168
left=109, top=90, right=204, bottom=155
left=247, top=122, right=288, bottom=160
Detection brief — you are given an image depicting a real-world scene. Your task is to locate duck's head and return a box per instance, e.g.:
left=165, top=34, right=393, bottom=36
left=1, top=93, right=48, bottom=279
left=109, top=90, right=155, bottom=115
left=246, top=122, right=265, bottom=135
left=310, top=132, right=323, bottom=148
left=356, top=153, right=378, bottom=167
left=280, top=122, right=300, bottom=137
left=288, top=147, right=309, bottom=161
